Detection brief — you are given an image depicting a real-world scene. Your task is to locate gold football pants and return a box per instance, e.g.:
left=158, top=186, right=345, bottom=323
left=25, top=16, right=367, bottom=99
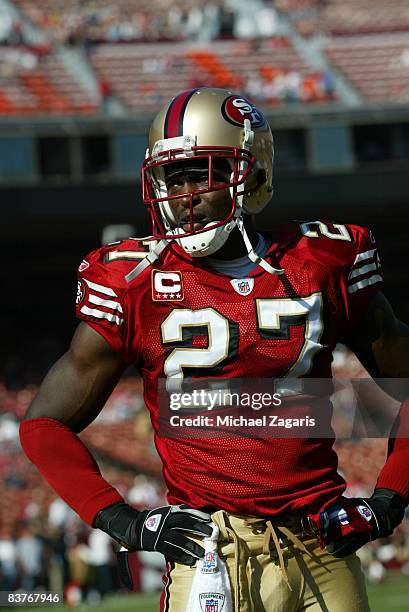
left=160, top=510, right=370, bottom=612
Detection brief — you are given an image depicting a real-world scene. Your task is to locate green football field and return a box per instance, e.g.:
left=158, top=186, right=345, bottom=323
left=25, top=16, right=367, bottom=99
left=18, top=572, right=409, bottom=611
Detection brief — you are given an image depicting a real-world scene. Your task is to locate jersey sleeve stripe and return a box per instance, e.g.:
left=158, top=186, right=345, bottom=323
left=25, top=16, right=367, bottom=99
left=83, top=278, right=118, bottom=297
left=348, top=262, right=378, bottom=280
left=88, top=294, right=124, bottom=314
left=80, top=305, right=123, bottom=325
left=352, top=248, right=377, bottom=264
left=347, top=274, right=383, bottom=295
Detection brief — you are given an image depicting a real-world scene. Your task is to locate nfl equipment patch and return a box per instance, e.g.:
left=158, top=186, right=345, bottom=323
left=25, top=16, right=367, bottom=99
left=199, top=592, right=225, bottom=612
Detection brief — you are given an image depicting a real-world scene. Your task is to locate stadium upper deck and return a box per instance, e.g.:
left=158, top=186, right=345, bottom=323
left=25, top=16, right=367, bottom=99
left=276, top=0, right=409, bottom=37
left=0, top=1, right=408, bottom=116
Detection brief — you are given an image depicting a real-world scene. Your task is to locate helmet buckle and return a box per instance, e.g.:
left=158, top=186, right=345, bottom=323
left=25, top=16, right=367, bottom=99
left=182, top=134, right=197, bottom=156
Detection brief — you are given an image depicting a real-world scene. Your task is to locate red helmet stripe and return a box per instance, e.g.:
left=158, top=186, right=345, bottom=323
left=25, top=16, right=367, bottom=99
left=164, top=89, right=198, bottom=138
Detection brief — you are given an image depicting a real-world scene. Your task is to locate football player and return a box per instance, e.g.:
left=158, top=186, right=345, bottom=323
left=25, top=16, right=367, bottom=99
left=20, top=88, right=408, bottom=611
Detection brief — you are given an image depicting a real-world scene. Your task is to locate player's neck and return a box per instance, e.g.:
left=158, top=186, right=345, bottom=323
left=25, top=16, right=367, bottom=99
left=205, top=218, right=259, bottom=261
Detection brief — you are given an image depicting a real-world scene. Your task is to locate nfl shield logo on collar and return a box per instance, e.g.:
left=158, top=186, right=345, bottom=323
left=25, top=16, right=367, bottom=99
left=152, top=270, right=184, bottom=301
left=230, top=278, right=254, bottom=296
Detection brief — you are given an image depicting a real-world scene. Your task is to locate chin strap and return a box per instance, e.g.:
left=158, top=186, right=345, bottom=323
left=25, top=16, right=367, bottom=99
left=236, top=216, right=284, bottom=275
left=125, top=239, right=169, bottom=283
left=125, top=202, right=283, bottom=282
left=124, top=221, right=284, bottom=281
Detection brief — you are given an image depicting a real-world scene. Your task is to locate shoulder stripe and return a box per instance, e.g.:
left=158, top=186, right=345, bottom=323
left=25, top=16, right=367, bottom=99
left=83, top=278, right=117, bottom=297
left=347, top=274, right=383, bottom=294
left=80, top=305, right=123, bottom=325
left=88, top=294, right=123, bottom=314
left=348, top=262, right=378, bottom=280
left=353, top=249, right=377, bottom=264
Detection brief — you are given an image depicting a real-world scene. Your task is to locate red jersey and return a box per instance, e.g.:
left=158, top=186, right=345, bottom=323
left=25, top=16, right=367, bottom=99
left=76, top=221, right=382, bottom=516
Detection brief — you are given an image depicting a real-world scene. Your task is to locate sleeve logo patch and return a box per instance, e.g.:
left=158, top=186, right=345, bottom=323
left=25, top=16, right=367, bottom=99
left=78, top=260, right=90, bottom=272
left=76, top=280, right=86, bottom=305
left=152, top=270, right=184, bottom=301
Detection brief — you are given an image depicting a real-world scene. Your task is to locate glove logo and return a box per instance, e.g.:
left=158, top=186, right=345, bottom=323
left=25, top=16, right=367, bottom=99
left=145, top=514, right=162, bottom=532
left=199, top=592, right=225, bottom=612
left=337, top=508, right=349, bottom=526
left=357, top=504, right=372, bottom=522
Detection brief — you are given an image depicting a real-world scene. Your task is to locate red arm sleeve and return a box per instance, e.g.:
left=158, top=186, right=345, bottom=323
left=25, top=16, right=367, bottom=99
left=376, top=400, right=409, bottom=500
left=19, top=417, right=125, bottom=525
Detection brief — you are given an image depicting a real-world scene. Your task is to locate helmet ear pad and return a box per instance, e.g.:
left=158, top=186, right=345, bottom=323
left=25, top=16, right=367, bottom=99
left=243, top=162, right=272, bottom=215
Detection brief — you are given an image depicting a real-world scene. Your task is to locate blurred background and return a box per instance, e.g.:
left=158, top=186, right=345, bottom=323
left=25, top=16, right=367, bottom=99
left=0, top=0, right=409, bottom=609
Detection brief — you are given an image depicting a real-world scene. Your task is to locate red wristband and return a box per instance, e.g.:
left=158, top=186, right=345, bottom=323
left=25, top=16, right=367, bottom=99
left=19, top=417, right=124, bottom=525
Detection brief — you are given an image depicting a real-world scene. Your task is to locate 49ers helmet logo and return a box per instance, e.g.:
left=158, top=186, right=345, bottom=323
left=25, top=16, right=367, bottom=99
left=222, top=95, right=266, bottom=128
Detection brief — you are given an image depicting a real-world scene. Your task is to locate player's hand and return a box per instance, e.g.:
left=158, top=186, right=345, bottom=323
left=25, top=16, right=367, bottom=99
left=95, top=502, right=213, bottom=565
left=322, top=488, right=406, bottom=558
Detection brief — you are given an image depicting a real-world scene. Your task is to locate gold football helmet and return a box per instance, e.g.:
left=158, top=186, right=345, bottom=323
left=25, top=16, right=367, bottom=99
left=127, top=87, right=279, bottom=282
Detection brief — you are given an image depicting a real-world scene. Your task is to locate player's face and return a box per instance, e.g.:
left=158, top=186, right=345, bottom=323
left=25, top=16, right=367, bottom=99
left=164, top=159, right=232, bottom=232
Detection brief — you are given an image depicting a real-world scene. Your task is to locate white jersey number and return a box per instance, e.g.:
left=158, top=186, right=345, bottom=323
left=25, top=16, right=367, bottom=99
left=300, top=221, right=351, bottom=242
left=255, top=293, right=323, bottom=377
left=161, top=294, right=323, bottom=389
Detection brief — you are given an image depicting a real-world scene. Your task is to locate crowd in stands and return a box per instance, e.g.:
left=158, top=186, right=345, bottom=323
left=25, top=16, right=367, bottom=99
left=11, top=0, right=235, bottom=46
left=87, top=36, right=335, bottom=113
left=0, top=45, right=97, bottom=114
left=10, top=0, right=409, bottom=45
left=276, top=0, right=409, bottom=37
left=244, top=67, right=335, bottom=104
left=0, top=0, right=408, bottom=115
left=0, top=9, right=24, bottom=46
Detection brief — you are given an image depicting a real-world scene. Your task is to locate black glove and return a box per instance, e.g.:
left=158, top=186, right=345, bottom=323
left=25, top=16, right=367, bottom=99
left=95, top=502, right=212, bottom=566
left=326, top=488, right=406, bottom=558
